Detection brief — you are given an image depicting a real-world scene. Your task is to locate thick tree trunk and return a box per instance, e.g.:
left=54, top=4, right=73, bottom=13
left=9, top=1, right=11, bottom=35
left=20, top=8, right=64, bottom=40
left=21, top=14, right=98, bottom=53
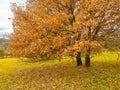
left=85, top=55, right=90, bottom=67
left=85, top=26, right=91, bottom=67
left=76, top=52, right=82, bottom=66
left=85, top=47, right=91, bottom=67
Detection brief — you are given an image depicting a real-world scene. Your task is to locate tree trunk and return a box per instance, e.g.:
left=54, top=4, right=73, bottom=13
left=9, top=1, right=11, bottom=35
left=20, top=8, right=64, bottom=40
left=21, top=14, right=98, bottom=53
left=59, top=57, right=61, bottom=62
left=76, top=52, right=82, bottom=66
left=85, top=47, right=90, bottom=67
left=85, top=26, right=91, bottom=67
left=85, top=55, right=90, bottom=67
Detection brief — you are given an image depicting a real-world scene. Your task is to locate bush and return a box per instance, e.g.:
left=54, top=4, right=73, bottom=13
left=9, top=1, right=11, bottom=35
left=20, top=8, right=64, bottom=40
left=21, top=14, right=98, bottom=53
left=0, top=48, right=5, bottom=57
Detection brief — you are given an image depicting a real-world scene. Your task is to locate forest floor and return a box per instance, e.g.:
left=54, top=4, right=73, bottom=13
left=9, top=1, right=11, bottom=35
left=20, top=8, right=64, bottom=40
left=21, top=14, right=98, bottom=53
left=0, top=52, right=120, bottom=90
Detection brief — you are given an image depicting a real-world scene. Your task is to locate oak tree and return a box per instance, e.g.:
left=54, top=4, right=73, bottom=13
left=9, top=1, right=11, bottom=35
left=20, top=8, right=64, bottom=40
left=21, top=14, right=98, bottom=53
left=8, top=0, right=120, bottom=67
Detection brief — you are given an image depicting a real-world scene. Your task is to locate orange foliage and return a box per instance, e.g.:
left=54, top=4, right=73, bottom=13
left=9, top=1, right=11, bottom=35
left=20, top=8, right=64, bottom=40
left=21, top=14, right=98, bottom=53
left=8, top=0, right=120, bottom=62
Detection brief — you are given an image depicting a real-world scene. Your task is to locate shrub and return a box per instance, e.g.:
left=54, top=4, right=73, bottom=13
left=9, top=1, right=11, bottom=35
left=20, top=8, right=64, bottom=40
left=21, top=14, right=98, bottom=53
left=0, top=48, right=5, bottom=57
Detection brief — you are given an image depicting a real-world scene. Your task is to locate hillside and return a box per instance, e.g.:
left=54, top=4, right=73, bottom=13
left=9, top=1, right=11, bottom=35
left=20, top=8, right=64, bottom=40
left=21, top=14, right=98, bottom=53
left=0, top=38, right=9, bottom=43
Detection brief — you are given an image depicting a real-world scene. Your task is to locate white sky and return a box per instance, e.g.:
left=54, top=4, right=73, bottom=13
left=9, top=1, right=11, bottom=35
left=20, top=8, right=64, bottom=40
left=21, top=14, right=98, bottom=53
left=0, top=0, right=25, bottom=37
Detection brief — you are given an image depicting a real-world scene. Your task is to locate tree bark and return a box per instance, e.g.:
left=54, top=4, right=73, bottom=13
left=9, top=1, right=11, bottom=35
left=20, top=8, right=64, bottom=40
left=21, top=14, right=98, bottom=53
left=85, top=55, right=90, bottom=67
left=76, top=52, right=82, bottom=66
left=85, top=47, right=90, bottom=67
left=85, top=26, right=91, bottom=67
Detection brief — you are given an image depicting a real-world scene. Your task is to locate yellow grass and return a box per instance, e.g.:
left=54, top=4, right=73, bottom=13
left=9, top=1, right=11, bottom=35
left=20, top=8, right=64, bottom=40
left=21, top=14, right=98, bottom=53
left=0, top=52, right=120, bottom=90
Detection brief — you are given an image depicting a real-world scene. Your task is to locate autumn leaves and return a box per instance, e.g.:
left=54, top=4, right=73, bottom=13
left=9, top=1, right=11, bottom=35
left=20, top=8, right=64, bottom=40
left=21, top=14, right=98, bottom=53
left=8, top=0, right=120, bottom=67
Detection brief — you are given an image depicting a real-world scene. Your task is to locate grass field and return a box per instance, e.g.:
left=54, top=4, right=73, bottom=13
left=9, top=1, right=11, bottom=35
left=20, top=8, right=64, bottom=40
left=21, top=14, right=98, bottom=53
left=0, top=52, right=120, bottom=90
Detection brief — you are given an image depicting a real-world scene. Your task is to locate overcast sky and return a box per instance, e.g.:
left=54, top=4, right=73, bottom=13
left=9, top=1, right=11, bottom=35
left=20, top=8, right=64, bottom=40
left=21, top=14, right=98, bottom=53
left=0, top=0, right=25, bottom=38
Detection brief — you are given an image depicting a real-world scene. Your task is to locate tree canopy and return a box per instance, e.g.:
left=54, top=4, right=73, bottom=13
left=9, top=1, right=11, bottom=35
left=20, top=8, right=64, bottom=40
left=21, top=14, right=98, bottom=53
left=8, top=0, right=120, bottom=66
